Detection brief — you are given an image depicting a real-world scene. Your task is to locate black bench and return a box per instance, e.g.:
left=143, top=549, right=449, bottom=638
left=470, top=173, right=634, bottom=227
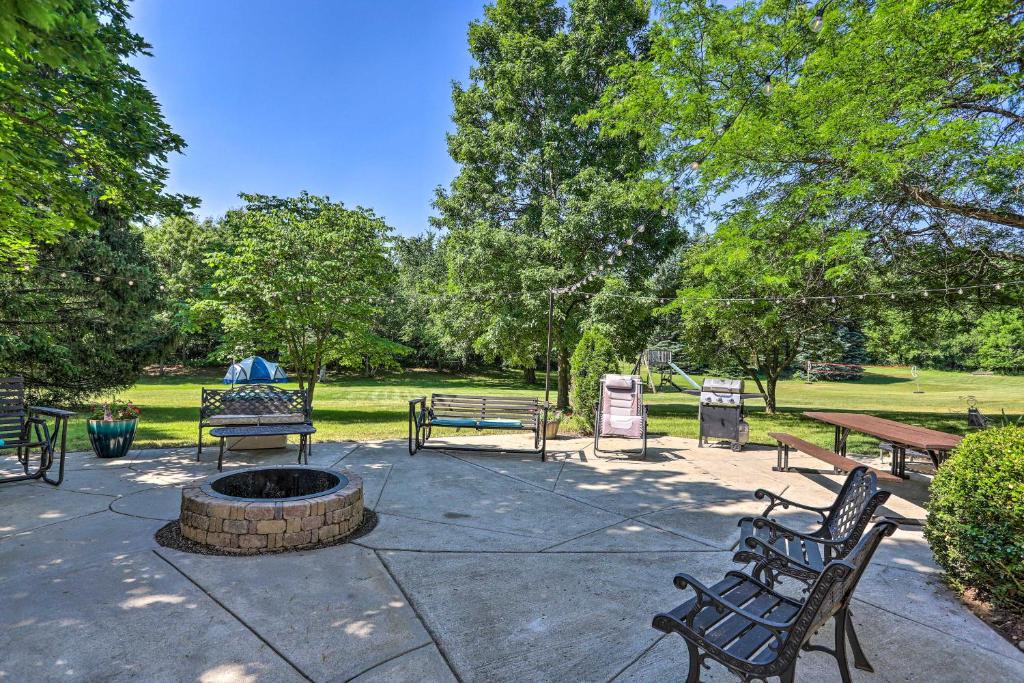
left=770, top=431, right=901, bottom=482
left=408, top=394, right=548, bottom=460
left=198, top=385, right=311, bottom=457
left=733, top=466, right=891, bottom=586
left=654, top=520, right=897, bottom=683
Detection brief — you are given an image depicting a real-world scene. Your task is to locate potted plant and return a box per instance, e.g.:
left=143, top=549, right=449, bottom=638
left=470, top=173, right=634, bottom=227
left=87, top=400, right=141, bottom=459
left=545, top=410, right=563, bottom=440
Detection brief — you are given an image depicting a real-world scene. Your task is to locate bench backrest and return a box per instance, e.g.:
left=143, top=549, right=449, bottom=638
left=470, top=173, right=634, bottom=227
left=773, top=521, right=896, bottom=670
left=0, top=377, right=26, bottom=444
left=430, top=394, right=543, bottom=426
left=201, top=385, right=310, bottom=421
left=824, top=467, right=889, bottom=545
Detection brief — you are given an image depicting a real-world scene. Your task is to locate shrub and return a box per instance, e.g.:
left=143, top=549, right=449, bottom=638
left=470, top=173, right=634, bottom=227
left=925, top=427, right=1024, bottom=613
left=568, top=328, right=619, bottom=433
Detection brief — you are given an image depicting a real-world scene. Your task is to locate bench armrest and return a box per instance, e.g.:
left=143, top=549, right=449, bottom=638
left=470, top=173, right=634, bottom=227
left=753, top=489, right=830, bottom=524
left=29, top=406, right=76, bottom=419
left=671, top=571, right=796, bottom=631
left=744, top=516, right=845, bottom=546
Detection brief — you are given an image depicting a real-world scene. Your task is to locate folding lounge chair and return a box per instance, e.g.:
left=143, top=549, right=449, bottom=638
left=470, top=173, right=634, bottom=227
left=593, top=374, right=647, bottom=459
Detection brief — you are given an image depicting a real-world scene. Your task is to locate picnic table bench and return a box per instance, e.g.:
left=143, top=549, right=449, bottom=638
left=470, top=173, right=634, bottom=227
left=408, top=394, right=548, bottom=460
left=769, top=432, right=902, bottom=482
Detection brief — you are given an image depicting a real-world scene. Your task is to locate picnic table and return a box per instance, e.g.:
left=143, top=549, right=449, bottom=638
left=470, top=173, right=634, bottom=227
left=803, top=412, right=962, bottom=479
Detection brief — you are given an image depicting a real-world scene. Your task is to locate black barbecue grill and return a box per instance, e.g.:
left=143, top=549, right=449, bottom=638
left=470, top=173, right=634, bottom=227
left=684, top=378, right=765, bottom=451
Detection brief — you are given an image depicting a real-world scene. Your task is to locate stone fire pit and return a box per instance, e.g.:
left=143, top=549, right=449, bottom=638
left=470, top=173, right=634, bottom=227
left=180, top=465, right=363, bottom=552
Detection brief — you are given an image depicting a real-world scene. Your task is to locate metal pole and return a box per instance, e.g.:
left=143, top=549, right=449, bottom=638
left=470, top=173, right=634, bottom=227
left=544, top=289, right=555, bottom=407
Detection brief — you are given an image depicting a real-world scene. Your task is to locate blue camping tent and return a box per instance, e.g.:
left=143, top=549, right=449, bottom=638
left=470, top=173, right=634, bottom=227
left=223, top=356, right=288, bottom=384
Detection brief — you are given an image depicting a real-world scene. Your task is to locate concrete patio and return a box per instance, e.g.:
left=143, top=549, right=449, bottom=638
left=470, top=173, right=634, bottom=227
left=2, top=435, right=1022, bottom=682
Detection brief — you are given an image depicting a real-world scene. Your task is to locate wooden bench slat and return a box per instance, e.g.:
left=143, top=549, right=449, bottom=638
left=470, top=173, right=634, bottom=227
left=769, top=432, right=901, bottom=482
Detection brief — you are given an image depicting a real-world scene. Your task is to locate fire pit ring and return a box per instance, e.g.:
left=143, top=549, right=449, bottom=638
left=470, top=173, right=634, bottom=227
left=180, top=465, right=363, bottom=552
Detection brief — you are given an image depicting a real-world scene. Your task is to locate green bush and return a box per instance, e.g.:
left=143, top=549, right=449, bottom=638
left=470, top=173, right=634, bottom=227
left=568, top=328, right=619, bottom=433
left=925, top=427, right=1024, bottom=612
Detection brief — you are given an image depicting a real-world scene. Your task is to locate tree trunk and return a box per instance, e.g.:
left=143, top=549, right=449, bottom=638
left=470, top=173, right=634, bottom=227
left=557, top=344, right=569, bottom=410
left=523, top=366, right=537, bottom=384
left=764, top=373, right=778, bottom=415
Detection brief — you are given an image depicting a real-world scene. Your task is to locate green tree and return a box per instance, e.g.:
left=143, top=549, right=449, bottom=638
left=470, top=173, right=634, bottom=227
left=666, top=213, right=872, bottom=413
left=593, top=0, right=1023, bottom=257
left=144, top=215, right=227, bottom=367
left=1, top=0, right=193, bottom=264
left=0, top=208, right=165, bottom=402
left=569, top=326, right=619, bottom=431
left=973, top=309, right=1024, bottom=373
left=433, top=0, right=678, bottom=409
left=210, top=193, right=407, bottom=403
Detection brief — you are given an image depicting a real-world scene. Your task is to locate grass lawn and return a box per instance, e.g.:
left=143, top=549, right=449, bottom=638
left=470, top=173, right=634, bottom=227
left=58, top=365, right=1021, bottom=454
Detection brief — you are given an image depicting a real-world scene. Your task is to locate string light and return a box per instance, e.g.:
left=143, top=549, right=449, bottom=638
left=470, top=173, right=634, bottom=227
left=810, top=9, right=824, bottom=33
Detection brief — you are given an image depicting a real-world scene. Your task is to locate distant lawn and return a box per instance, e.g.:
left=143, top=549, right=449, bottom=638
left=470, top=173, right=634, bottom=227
left=59, top=366, right=1022, bottom=453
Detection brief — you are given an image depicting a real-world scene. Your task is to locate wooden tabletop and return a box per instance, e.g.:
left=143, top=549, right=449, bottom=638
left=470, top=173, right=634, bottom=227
left=803, top=412, right=962, bottom=451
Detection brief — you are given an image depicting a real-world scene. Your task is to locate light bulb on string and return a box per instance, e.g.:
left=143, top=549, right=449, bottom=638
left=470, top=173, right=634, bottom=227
left=607, top=256, right=614, bottom=265
left=661, top=207, right=668, bottom=216
left=858, top=294, right=865, bottom=300
left=60, top=272, right=67, bottom=278
left=690, top=161, right=701, bottom=171
left=638, top=226, right=645, bottom=233
left=831, top=297, right=837, bottom=304
left=995, top=283, right=1003, bottom=290
left=890, top=293, right=896, bottom=299
left=615, top=249, right=622, bottom=256
left=810, top=9, right=824, bottom=33
left=957, top=288, right=964, bottom=295
left=762, top=77, right=773, bottom=96
left=625, top=238, right=633, bottom=246
left=128, top=280, right=134, bottom=286
left=94, top=276, right=102, bottom=283
left=922, top=290, right=929, bottom=297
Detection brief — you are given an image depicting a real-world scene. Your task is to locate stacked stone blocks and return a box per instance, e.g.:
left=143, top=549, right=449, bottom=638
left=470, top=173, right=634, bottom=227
left=180, top=470, right=363, bottom=551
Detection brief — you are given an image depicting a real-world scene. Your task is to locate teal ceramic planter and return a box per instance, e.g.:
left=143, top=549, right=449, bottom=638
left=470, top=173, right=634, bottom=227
left=87, top=418, right=138, bottom=459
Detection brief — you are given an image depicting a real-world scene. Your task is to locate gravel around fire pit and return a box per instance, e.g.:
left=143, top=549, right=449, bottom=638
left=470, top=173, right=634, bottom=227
left=155, top=509, right=378, bottom=556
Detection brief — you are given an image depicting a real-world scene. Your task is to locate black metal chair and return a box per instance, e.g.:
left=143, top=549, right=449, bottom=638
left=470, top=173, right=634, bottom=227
left=0, top=377, right=75, bottom=486
left=654, top=520, right=897, bottom=683
left=733, top=466, right=891, bottom=586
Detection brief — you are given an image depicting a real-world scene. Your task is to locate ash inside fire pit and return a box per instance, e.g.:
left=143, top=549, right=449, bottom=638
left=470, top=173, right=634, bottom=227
left=210, top=467, right=342, bottom=500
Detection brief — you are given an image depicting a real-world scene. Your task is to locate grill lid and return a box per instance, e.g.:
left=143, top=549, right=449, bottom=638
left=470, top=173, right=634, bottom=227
left=702, top=377, right=744, bottom=393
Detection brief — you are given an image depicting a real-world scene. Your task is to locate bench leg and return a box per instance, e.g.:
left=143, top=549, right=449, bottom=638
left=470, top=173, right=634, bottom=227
left=772, top=443, right=791, bottom=472
left=684, top=642, right=701, bottom=683
left=834, top=606, right=854, bottom=683
left=845, top=609, right=874, bottom=672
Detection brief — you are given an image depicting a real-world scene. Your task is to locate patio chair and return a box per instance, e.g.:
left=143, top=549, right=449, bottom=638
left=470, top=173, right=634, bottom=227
left=732, top=466, right=891, bottom=587
left=653, top=520, right=897, bottom=683
left=0, top=377, right=75, bottom=486
left=593, top=374, right=647, bottom=459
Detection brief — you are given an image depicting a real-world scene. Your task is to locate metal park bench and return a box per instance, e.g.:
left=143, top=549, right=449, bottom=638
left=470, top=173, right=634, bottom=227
left=653, top=520, right=897, bottom=683
left=408, top=394, right=548, bottom=460
left=198, top=384, right=311, bottom=458
left=1, top=376, right=75, bottom=487
left=733, top=466, right=891, bottom=586
left=770, top=431, right=901, bottom=482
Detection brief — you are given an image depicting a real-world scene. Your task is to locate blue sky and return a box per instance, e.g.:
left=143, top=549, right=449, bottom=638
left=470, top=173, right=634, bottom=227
left=130, top=1, right=487, bottom=235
